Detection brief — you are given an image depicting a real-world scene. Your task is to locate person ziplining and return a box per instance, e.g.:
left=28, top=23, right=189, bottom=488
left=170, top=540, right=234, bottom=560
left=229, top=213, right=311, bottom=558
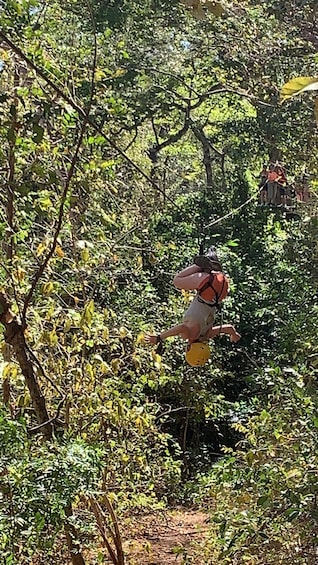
left=258, top=161, right=289, bottom=206
left=145, top=246, right=241, bottom=366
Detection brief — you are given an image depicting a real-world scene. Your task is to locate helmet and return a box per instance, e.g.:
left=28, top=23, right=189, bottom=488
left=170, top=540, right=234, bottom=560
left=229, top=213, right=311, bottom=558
left=185, top=342, right=210, bottom=367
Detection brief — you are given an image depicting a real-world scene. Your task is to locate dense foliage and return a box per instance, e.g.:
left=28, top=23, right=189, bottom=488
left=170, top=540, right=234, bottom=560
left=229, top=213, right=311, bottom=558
left=0, top=1, right=318, bottom=563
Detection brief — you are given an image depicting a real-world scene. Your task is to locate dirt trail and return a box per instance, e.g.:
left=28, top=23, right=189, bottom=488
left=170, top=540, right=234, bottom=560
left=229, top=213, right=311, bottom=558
left=124, top=508, right=209, bottom=565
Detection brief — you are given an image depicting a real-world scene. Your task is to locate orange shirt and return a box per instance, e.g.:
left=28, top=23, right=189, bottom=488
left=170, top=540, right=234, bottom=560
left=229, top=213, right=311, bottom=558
left=267, top=171, right=279, bottom=182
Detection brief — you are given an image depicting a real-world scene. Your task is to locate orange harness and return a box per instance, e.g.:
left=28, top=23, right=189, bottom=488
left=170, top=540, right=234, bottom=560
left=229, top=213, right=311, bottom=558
left=198, top=272, right=229, bottom=306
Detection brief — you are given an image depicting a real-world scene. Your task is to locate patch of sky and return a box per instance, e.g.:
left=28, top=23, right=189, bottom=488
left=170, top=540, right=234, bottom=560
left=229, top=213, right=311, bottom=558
left=180, top=39, right=191, bottom=50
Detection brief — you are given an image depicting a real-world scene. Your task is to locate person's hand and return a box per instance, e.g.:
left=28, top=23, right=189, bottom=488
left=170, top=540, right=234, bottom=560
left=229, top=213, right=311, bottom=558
left=144, top=333, right=158, bottom=345
left=230, top=332, right=241, bottom=343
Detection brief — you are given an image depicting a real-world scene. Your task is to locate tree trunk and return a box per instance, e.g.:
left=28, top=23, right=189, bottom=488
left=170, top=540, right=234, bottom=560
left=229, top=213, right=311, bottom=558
left=2, top=343, right=12, bottom=407
left=191, top=124, right=213, bottom=189
left=0, top=293, right=52, bottom=439
left=0, top=294, right=87, bottom=564
left=64, top=504, right=86, bottom=565
left=4, top=317, right=53, bottom=440
left=4, top=61, right=19, bottom=262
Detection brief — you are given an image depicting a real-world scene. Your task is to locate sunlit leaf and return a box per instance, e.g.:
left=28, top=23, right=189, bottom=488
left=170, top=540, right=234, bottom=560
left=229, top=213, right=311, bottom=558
left=136, top=332, right=145, bottom=345
left=42, top=281, right=54, bottom=295
left=55, top=245, right=64, bottom=257
left=49, top=329, right=58, bottom=345
left=280, top=76, right=318, bottom=102
left=64, top=318, right=72, bottom=332
left=2, top=362, right=18, bottom=380
left=94, top=68, right=106, bottom=81
left=80, top=300, right=95, bottom=327
left=75, top=240, right=86, bottom=249
left=102, top=327, right=110, bottom=341
left=285, top=468, right=302, bottom=479
left=15, top=267, right=26, bottom=281
left=119, top=326, right=128, bottom=338
left=81, top=248, right=90, bottom=262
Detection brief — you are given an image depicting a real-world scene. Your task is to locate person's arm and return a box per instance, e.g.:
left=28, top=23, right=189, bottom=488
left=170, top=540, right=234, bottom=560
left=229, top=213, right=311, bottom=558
left=144, top=322, right=189, bottom=345
left=173, top=264, right=208, bottom=290
left=206, top=324, right=241, bottom=342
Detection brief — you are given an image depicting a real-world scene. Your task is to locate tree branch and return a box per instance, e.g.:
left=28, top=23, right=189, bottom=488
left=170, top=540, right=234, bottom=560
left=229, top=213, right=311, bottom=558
left=0, top=31, right=181, bottom=211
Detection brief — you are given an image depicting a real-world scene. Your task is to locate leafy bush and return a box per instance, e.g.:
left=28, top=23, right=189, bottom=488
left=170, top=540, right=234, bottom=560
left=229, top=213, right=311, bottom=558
left=0, top=408, right=103, bottom=564
left=195, top=370, right=318, bottom=564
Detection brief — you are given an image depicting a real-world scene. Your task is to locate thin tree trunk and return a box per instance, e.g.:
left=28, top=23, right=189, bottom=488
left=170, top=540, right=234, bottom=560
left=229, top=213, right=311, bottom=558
left=191, top=124, right=213, bottom=189
left=4, top=63, right=19, bottom=262
left=64, top=505, right=86, bottom=565
left=0, top=307, right=53, bottom=441
left=2, top=343, right=12, bottom=407
left=0, top=297, right=87, bottom=565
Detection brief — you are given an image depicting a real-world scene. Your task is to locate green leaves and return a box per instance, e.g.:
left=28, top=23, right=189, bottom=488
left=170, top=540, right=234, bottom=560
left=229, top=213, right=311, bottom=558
left=198, top=371, right=318, bottom=563
left=32, top=123, right=44, bottom=144
left=80, top=300, right=95, bottom=329
left=0, top=415, right=103, bottom=560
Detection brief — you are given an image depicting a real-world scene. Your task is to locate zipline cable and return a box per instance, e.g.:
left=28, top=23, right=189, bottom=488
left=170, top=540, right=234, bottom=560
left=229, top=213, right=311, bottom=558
left=204, top=193, right=257, bottom=231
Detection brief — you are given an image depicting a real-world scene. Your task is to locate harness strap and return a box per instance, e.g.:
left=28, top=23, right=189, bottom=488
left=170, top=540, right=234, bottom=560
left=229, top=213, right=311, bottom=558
left=199, top=272, right=214, bottom=295
left=197, top=295, right=217, bottom=307
left=198, top=272, right=226, bottom=308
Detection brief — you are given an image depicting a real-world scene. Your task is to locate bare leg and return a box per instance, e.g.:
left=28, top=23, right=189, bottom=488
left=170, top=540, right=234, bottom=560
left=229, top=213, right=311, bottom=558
left=173, top=264, right=209, bottom=291
left=144, top=322, right=194, bottom=344
left=206, top=324, right=241, bottom=342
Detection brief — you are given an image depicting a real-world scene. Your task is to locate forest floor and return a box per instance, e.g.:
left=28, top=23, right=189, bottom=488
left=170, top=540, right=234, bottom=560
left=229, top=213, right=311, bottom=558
left=40, top=507, right=210, bottom=565
left=122, top=508, right=209, bottom=565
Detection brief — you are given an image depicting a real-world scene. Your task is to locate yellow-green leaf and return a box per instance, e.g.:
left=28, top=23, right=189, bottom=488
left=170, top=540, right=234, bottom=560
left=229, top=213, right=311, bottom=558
left=64, top=318, right=72, bottom=332
left=136, top=332, right=145, bottom=345
left=111, top=358, right=121, bottom=373
left=119, top=326, right=128, bottom=338
left=2, top=362, right=18, bottom=380
left=15, top=267, right=26, bottom=281
left=36, top=239, right=49, bottom=257
left=280, top=76, right=318, bottom=102
left=55, top=244, right=64, bottom=257
left=81, top=300, right=95, bottom=327
left=81, top=248, right=90, bottom=262
left=102, top=327, right=110, bottom=341
left=285, top=468, right=302, bottom=479
left=42, top=281, right=54, bottom=295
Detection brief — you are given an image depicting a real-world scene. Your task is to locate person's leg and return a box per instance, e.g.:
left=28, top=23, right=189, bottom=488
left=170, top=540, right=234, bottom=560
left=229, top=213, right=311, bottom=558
left=173, top=265, right=209, bottom=290
left=281, top=187, right=286, bottom=206
left=273, top=182, right=278, bottom=204
left=207, top=324, right=241, bottom=342
left=267, top=182, right=274, bottom=203
left=144, top=322, right=190, bottom=344
left=260, top=189, right=266, bottom=204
